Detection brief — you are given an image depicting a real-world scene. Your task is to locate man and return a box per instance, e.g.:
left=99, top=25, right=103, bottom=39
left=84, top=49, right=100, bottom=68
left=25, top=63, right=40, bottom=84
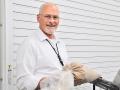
left=16, top=2, right=68, bottom=90
left=16, top=2, right=100, bottom=90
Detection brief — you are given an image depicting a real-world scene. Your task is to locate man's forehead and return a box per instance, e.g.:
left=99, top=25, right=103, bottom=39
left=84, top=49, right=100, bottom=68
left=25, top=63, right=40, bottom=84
left=43, top=6, right=58, bottom=11
left=39, top=3, right=59, bottom=14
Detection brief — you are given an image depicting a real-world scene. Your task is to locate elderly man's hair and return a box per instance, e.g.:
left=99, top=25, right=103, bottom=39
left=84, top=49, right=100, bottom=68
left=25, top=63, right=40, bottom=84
left=39, top=2, right=59, bottom=14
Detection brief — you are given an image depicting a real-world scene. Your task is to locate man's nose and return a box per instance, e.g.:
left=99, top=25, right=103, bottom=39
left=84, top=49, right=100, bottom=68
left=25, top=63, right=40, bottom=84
left=49, top=17, right=56, bottom=23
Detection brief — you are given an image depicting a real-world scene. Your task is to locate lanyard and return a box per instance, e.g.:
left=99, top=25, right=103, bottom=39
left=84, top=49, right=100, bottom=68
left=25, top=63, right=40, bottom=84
left=46, top=39, right=64, bottom=66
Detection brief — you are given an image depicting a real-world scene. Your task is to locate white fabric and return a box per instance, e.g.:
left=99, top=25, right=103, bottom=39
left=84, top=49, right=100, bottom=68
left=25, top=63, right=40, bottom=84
left=41, top=70, right=74, bottom=90
left=49, top=39, right=58, bottom=53
left=16, top=30, right=68, bottom=90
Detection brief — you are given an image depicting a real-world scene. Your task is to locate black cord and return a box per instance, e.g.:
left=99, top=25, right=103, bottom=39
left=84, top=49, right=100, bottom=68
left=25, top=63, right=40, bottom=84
left=46, top=39, right=64, bottom=66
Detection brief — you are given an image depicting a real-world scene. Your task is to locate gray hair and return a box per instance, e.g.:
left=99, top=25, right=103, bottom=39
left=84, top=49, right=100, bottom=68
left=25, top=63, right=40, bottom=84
left=39, top=2, right=59, bottom=14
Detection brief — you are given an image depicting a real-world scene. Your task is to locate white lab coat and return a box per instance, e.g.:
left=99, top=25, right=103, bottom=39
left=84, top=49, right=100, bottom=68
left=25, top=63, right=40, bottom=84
left=16, top=30, right=68, bottom=90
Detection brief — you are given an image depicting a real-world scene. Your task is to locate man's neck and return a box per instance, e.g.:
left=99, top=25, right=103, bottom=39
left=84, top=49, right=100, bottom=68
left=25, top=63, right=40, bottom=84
left=46, top=34, right=55, bottom=39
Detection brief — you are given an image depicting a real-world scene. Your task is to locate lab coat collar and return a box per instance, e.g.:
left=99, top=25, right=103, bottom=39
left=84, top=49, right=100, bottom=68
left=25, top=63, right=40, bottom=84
left=35, top=29, right=60, bottom=43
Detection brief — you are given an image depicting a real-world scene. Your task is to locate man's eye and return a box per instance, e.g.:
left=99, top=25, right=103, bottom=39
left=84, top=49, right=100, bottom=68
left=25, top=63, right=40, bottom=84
left=44, top=15, right=51, bottom=19
left=53, top=16, right=59, bottom=19
left=44, top=15, right=59, bottom=19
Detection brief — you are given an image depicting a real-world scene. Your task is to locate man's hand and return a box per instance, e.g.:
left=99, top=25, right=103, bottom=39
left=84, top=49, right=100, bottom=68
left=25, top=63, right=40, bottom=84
left=35, top=77, right=48, bottom=90
left=63, top=62, right=86, bottom=85
left=63, top=62, right=101, bottom=86
left=39, top=77, right=48, bottom=89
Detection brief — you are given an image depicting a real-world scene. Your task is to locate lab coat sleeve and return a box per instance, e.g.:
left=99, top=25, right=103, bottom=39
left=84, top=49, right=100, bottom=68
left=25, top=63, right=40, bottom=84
left=16, top=40, right=42, bottom=90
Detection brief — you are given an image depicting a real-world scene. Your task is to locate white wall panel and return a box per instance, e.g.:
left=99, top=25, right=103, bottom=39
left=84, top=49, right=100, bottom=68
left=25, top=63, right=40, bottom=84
left=4, top=0, right=120, bottom=90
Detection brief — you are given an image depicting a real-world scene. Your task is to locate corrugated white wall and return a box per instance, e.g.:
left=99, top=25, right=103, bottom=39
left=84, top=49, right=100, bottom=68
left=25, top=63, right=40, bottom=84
left=4, top=0, right=120, bottom=90
left=0, top=0, right=2, bottom=89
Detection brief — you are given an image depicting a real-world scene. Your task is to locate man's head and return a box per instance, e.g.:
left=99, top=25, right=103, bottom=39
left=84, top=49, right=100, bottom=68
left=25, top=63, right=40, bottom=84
left=37, top=2, right=60, bottom=39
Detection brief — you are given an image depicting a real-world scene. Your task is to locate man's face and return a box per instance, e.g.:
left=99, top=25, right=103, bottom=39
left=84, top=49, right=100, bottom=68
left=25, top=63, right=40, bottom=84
left=37, top=5, right=59, bottom=36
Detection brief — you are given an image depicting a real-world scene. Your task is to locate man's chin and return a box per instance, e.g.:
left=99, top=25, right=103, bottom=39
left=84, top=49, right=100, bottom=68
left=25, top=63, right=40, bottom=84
left=46, top=28, right=56, bottom=34
left=47, top=31, right=55, bottom=35
left=44, top=30, right=55, bottom=35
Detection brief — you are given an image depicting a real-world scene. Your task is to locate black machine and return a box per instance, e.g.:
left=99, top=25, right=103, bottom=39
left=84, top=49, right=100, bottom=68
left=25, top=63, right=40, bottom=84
left=91, top=78, right=119, bottom=90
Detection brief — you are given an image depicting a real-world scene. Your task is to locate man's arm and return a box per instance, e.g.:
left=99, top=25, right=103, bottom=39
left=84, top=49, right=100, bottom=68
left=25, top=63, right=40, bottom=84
left=16, top=41, right=42, bottom=90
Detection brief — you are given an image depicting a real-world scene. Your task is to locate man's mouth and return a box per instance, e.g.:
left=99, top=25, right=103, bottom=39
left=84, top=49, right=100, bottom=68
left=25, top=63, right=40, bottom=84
left=46, top=25, right=56, bottom=27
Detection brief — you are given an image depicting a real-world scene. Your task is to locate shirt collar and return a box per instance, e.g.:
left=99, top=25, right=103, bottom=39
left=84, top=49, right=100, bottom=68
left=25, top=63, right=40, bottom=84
left=35, top=29, right=60, bottom=43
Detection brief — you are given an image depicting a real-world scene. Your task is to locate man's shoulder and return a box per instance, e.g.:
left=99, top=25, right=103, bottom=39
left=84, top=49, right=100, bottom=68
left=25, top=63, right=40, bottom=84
left=19, top=33, right=37, bottom=49
left=57, top=38, right=66, bottom=46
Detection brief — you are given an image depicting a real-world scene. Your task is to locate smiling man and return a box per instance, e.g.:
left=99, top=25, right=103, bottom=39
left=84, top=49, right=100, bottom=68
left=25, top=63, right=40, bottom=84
left=16, top=2, right=69, bottom=90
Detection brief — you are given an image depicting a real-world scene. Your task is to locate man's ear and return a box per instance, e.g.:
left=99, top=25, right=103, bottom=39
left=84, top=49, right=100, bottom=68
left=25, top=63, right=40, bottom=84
left=37, top=14, right=40, bottom=22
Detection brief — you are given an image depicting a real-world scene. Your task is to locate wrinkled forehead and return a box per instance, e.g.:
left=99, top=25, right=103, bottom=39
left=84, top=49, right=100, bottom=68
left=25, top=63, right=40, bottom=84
left=39, top=3, right=59, bottom=15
